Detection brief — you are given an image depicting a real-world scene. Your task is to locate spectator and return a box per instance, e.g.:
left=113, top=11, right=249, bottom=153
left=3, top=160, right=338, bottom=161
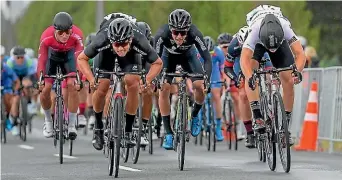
left=305, top=46, right=320, bottom=68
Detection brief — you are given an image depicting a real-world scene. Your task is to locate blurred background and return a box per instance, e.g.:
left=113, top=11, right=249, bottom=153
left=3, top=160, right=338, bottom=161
left=1, top=1, right=342, bottom=67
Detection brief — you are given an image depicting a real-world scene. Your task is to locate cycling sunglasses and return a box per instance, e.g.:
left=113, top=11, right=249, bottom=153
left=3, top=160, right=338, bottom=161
left=113, top=40, right=131, bottom=47
left=56, top=29, right=72, bottom=36
left=15, top=55, right=25, bottom=59
left=171, top=29, right=188, bottom=36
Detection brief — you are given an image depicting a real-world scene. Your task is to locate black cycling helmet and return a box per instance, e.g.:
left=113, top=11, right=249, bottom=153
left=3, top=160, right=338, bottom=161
left=217, top=33, right=233, bottom=45
left=107, top=18, right=134, bottom=43
left=85, top=32, right=96, bottom=46
left=259, top=14, right=284, bottom=52
left=136, top=21, right=152, bottom=40
left=12, top=46, right=26, bottom=56
left=53, top=12, right=73, bottom=31
left=168, top=9, right=192, bottom=30
left=204, top=36, right=215, bottom=51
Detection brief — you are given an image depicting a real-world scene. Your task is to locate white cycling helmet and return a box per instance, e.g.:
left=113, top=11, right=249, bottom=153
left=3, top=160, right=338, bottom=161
left=25, top=48, right=35, bottom=58
left=298, top=35, right=307, bottom=47
left=0, top=45, right=5, bottom=56
left=236, top=26, right=249, bottom=44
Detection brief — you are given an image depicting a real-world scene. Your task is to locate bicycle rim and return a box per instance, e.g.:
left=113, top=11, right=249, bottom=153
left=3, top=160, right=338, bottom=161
left=120, top=112, right=129, bottom=163
left=273, top=92, right=291, bottom=173
left=132, top=95, right=142, bottom=164
left=177, top=96, right=186, bottom=171
left=210, top=102, right=216, bottom=152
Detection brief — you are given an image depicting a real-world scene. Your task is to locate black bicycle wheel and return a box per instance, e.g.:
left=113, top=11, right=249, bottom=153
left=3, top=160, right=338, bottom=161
left=209, top=99, right=216, bottom=152
left=257, top=135, right=263, bottom=161
left=177, top=95, right=186, bottom=171
left=228, top=100, right=238, bottom=151
left=121, top=113, right=129, bottom=163
left=19, top=96, right=28, bottom=141
left=57, top=97, right=64, bottom=164
left=273, top=92, right=291, bottom=173
left=148, top=116, right=153, bottom=155
left=69, top=139, right=73, bottom=156
left=132, top=95, right=142, bottom=164
left=113, top=97, right=123, bottom=178
left=1, top=97, right=7, bottom=144
left=203, top=105, right=211, bottom=151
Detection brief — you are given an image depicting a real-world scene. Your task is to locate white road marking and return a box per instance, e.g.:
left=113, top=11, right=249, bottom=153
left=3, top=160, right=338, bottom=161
left=119, top=166, right=142, bottom=172
left=53, top=154, right=78, bottom=159
left=18, top=145, right=34, bottom=150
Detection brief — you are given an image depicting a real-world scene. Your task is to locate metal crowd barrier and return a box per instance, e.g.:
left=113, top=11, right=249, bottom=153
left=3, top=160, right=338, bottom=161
left=291, top=66, right=342, bottom=153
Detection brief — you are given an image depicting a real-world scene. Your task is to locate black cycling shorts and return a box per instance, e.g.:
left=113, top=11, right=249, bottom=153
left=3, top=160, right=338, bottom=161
left=252, top=41, right=294, bottom=68
left=160, top=46, right=204, bottom=84
left=93, top=48, right=143, bottom=79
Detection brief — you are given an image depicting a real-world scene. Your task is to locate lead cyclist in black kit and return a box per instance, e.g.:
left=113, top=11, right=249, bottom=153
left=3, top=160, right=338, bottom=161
left=77, top=13, right=163, bottom=150
left=154, top=9, right=212, bottom=150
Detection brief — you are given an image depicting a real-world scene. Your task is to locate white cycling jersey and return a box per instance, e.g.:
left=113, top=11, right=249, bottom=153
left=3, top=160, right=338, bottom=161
left=246, top=5, right=283, bottom=27
left=243, top=17, right=298, bottom=51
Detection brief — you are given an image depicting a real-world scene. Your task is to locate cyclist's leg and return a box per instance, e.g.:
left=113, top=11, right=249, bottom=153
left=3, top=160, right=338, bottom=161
left=40, top=60, right=54, bottom=138
left=86, top=81, right=95, bottom=129
left=62, top=50, right=79, bottom=140
left=241, top=44, right=266, bottom=132
left=50, top=84, right=56, bottom=120
left=29, top=74, right=39, bottom=114
left=234, top=57, right=255, bottom=147
left=91, top=50, right=113, bottom=150
left=184, top=46, right=205, bottom=137
left=77, top=75, right=88, bottom=128
left=3, top=89, right=14, bottom=130
left=268, top=42, right=295, bottom=145
left=159, top=49, right=177, bottom=150
left=210, top=66, right=224, bottom=141
left=140, top=60, right=153, bottom=145
left=119, top=52, right=143, bottom=146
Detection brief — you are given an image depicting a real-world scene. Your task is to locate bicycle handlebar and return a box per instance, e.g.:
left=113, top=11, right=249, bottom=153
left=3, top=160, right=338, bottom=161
left=36, top=70, right=83, bottom=92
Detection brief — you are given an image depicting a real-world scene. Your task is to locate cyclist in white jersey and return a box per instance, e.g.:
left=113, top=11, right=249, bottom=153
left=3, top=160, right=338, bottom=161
left=240, top=5, right=306, bottom=146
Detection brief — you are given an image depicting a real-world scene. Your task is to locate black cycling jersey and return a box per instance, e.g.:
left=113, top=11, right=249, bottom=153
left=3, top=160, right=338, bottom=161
left=84, top=18, right=158, bottom=65
left=154, top=24, right=212, bottom=78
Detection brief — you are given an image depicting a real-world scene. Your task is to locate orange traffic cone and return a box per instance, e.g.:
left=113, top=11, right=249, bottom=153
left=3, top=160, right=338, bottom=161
left=295, top=81, right=319, bottom=151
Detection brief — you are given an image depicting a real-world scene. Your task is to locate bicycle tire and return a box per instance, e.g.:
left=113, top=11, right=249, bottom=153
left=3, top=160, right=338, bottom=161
left=228, top=99, right=238, bottom=151
left=148, top=116, right=153, bottom=155
left=113, top=97, right=124, bottom=177
left=58, top=97, right=64, bottom=164
left=209, top=99, right=216, bottom=152
left=257, top=136, right=263, bottom=161
left=178, top=94, right=186, bottom=171
left=203, top=105, right=211, bottom=151
left=121, top=113, right=129, bottom=163
left=273, top=92, right=291, bottom=173
left=19, top=96, right=28, bottom=142
left=132, top=95, right=142, bottom=164
left=1, top=98, right=7, bottom=144
left=69, top=139, right=73, bottom=156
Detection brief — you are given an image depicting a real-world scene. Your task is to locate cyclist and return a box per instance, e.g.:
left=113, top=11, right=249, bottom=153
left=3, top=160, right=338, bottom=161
left=84, top=33, right=97, bottom=129
left=198, top=36, right=230, bottom=141
left=37, top=12, right=84, bottom=140
left=6, top=46, right=36, bottom=135
left=1, top=61, right=20, bottom=135
left=25, top=47, right=39, bottom=114
left=154, top=9, right=212, bottom=150
left=227, top=26, right=273, bottom=148
left=77, top=17, right=163, bottom=151
left=241, top=5, right=305, bottom=146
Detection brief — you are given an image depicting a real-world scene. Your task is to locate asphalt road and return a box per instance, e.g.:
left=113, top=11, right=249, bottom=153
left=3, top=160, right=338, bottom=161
left=2, top=117, right=342, bottom=180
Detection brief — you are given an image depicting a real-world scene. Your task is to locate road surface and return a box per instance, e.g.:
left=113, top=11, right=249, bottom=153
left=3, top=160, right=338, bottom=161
left=2, top=117, right=342, bottom=180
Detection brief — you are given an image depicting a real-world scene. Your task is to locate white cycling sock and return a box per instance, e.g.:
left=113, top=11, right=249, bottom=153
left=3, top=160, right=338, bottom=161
left=44, top=109, right=52, bottom=122
left=69, top=113, right=77, bottom=126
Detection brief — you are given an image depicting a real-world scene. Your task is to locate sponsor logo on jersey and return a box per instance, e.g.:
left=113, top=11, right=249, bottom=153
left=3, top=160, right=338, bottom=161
left=97, top=44, right=111, bottom=52
left=155, top=38, right=163, bottom=54
left=133, top=46, right=147, bottom=55
left=288, top=36, right=298, bottom=45
left=195, top=36, right=207, bottom=51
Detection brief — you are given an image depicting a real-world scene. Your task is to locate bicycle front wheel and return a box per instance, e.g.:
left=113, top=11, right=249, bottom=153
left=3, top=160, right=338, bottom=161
left=112, top=96, right=124, bottom=177
left=177, top=95, right=187, bottom=171
left=57, top=97, right=64, bottom=164
left=19, top=96, right=28, bottom=142
left=273, top=92, right=291, bottom=173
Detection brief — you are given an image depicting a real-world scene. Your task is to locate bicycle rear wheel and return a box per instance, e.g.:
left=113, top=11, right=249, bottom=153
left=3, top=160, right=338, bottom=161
left=19, top=96, right=28, bottom=141
left=178, top=95, right=186, bottom=171
left=273, top=92, right=291, bottom=173
left=132, top=95, right=142, bottom=164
